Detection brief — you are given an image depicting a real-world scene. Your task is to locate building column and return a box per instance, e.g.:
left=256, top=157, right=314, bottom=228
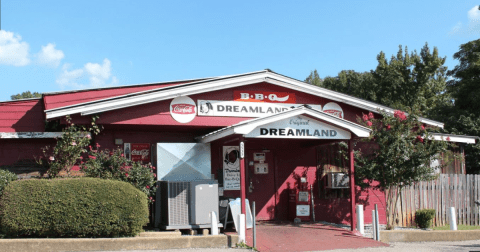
left=349, top=139, right=356, bottom=232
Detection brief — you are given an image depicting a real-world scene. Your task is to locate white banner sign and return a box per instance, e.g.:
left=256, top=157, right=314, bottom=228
left=223, top=146, right=240, bottom=190
left=245, top=115, right=351, bottom=139
left=198, top=100, right=321, bottom=118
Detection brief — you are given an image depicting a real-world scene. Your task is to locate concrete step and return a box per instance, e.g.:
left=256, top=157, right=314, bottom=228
left=138, top=231, right=182, bottom=238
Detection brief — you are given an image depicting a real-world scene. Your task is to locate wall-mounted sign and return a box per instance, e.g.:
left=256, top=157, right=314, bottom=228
left=234, top=91, right=296, bottom=103
left=197, top=100, right=321, bottom=118
left=131, top=143, right=151, bottom=164
left=323, top=102, right=344, bottom=119
left=245, top=115, right=351, bottom=139
left=223, top=146, right=240, bottom=190
left=170, top=96, right=197, bottom=123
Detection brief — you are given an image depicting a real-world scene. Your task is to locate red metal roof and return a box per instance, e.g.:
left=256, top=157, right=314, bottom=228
left=43, top=80, right=200, bottom=111
left=0, top=99, right=45, bottom=132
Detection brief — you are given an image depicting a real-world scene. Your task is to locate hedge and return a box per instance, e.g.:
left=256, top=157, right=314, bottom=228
left=0, top=177, right=148, bottom=238
left=415, top=209, right=436, bottom=229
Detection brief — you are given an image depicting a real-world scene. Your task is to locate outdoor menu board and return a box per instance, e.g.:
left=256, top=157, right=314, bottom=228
left=223, top=146, right=240, bottom=190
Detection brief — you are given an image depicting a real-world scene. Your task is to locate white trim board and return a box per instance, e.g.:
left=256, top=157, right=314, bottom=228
left=44, top=70, right=445, bottom=128
left=429, top=133, right=478, bottom=144
left=0, top=132, right=64, bottom=139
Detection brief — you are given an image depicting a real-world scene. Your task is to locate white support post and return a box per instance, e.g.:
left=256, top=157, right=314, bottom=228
left=239, top=214, right=246, bottom=243
left=356, top=205, right=364, bottom=235
left=211, top=211, right=219, bottom=235
left=372, top=210, right=376, bottom=240
left=449, top=207, right=457, bottom=230
left=375, top=204, right=380, bottom=241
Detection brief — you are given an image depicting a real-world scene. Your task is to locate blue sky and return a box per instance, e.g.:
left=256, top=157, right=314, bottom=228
left=1, top=1, right=479, bottom=102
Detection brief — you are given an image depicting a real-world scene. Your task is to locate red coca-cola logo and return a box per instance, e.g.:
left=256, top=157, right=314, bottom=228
left=171, top=104, right=195, bottom=114
left=323, top=110, right=343, bottom=118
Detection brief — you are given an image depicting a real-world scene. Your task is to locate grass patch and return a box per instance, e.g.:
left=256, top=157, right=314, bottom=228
left=433, top=225, right=480, bottom=230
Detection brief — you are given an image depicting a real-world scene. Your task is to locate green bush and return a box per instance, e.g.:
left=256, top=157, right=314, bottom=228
left=0, top=169, right=17, bottom=197
left=415, top=209, right=436, bottom=229
left=0, top=178, right=148, bottom=238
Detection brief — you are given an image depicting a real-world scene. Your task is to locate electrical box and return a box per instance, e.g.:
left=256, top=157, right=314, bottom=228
left=189, top=180, right=219, bottom=225
left=254, top=163, right=268, bottom=174
left=326, top=172, right=349, bottom=189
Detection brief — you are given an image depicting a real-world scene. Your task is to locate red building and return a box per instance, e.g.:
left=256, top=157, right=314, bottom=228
left=0, top=70, right=476, bottom=228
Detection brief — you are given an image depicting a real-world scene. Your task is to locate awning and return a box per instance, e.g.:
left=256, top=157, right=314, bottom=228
left=196, top=106, right=371, bottom=143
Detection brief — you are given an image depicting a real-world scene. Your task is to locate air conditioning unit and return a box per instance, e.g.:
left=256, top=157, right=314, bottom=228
left=326, top=172, right=349, bottom=189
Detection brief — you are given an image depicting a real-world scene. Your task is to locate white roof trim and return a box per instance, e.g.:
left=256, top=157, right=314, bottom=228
left=429, top=133, right=478, bottom=144
left=0, top=132, right=64, bottom=139
left=196, top=106, right=371, bottom=143
left=44, top=70, right=444, bottom=128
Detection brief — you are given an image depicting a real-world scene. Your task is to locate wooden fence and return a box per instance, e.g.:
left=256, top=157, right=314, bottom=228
left=393, top=174, right=480, bottom=227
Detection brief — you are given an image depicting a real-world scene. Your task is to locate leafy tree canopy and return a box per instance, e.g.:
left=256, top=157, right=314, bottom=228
left=307, top=43, right=450, bottom=118
left=10, top=91, right=41, bottom=100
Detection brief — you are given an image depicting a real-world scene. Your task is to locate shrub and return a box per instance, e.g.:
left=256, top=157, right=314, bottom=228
left=415, top=209, right=436, bottom=229
left=0, top=169, right=17, bottom=197
left=81, top=147, right=156, bottom=202
left=38, top=115, right=101, bottom=178
left=0, top=178, right=148, bottom=238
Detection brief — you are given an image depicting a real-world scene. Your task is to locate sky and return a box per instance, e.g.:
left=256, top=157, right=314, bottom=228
left=1, top=0, right=479, bottom=102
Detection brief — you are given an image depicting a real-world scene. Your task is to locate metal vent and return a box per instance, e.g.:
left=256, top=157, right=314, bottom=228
left=167, top=181, right=190, bottom=226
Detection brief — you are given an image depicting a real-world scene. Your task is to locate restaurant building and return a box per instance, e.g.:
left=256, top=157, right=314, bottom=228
left=0, top=70, right=476, bottom=229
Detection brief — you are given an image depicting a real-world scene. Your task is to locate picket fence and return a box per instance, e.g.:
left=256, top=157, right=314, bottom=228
left=393, top=174, right=480, bottom=227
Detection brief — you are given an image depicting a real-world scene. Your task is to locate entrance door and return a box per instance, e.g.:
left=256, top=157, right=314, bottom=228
left=247, top=150, right=276, bottom=220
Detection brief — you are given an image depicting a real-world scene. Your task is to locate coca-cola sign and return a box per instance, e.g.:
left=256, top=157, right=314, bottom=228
left=131, top=143, right=151, bottom=164
left=171, top=104, right=195, bottom=114
left=170, top=96, right=197, bottom=123
left=322, top=102, right=344, bottom=119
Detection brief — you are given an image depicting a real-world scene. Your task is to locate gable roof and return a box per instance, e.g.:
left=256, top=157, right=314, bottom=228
left=43, top=69, right=444, bottom=128
left=196, top=106, right=372, bottom=143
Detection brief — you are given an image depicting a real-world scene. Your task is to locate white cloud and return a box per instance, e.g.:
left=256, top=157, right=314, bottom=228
left=0, top=30, right=30, bottom=66
left=56, top=59, right=118, bottom=89
left=450, top=6, right=480, bottom=36
left=37, top=43, right=64, bottom=67
left=468, top=6, right=480, bottom=21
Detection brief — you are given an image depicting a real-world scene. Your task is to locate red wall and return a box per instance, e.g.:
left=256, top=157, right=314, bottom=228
left=0, top=99, right=45, bottom=132
left=0, top=138, right=56, bottom=166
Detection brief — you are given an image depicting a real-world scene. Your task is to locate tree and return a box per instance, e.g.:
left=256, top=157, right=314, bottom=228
left=373, top=44, right=449, bottom=117
left=437, top=39, right=480, bottom=173
left=306, top=43, right=450, bottom=117
left=11, top=91, right=41, bottom=100
left=355, top=110, right=448, bottom=229
left=322, top=70, right=375, bottom=101
left=304, top=69, right=322, bottom=87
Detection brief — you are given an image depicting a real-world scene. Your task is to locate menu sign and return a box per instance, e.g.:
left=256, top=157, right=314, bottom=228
left=223, top=146, right=240, bottom=190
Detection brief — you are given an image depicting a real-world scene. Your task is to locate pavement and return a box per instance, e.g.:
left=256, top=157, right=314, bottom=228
left=232, top=221, right=387, bottom=252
